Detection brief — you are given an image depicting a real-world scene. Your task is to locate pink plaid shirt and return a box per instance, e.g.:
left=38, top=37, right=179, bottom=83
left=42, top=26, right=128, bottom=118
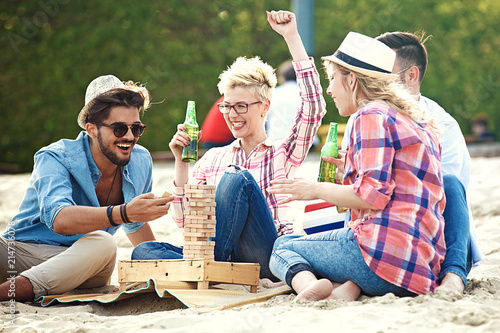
left=345, top=101, right=446, bottom=295
left=171, top=58, right=326, bottom=236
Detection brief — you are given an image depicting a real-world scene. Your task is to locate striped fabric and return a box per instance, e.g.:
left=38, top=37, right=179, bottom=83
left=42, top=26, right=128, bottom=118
left=171, top=58, right=326, bottom=236
left=345, top=101, right=446, bottom=295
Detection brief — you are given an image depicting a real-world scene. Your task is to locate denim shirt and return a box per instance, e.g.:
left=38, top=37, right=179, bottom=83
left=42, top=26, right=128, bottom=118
left=3, top=131, right=153, bottom=246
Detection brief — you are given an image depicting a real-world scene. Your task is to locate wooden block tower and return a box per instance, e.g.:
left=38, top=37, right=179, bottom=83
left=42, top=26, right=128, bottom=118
left=183, top=184, right=217, bottom=260
left=118, top=184, right=260, bottom=293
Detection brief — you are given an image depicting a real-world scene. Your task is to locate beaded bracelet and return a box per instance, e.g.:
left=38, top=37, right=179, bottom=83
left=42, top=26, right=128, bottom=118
left=120, top=203, right=132, bottom=224
left=106, top=205, right=118, bottom=226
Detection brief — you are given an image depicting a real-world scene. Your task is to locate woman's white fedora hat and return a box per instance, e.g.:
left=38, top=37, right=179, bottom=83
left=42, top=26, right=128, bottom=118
left=322, top=31, right=397, bottom=79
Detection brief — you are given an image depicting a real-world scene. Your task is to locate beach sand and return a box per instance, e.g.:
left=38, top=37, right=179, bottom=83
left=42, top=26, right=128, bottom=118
left=1, top=154, right=500, bottom=332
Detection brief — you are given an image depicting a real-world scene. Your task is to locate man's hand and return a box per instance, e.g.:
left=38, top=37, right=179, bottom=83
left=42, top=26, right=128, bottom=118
left=125, top=193, right=173, bottom=223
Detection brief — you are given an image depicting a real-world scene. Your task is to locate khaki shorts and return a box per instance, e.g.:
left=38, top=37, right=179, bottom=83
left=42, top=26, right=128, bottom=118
left=0, top=230, right=116, bottom=296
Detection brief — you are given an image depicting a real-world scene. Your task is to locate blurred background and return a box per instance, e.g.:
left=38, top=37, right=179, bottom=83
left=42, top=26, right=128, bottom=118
left=1, top=0, right=499, bottom=173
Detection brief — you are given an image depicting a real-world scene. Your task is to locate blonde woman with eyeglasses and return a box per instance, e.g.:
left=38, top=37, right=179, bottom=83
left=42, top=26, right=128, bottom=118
left=132, top=11, right=326, bottom=283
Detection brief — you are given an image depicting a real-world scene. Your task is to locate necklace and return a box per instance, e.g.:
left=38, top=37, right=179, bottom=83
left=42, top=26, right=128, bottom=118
left=104, top=167, right=119, bottom=206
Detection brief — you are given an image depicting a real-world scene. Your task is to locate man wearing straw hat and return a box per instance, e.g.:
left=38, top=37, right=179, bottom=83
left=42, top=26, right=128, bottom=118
left=0, top=75, right=172, bottom=302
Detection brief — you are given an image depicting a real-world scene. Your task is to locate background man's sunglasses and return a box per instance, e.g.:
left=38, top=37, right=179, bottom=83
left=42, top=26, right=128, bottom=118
left=97, top=122, right=146, bottom=137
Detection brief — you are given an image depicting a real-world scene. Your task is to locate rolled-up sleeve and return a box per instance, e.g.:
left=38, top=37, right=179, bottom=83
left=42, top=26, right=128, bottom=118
left=348, top=110, right=396, bottom=210
left=32, top=152, right=77, bottom=231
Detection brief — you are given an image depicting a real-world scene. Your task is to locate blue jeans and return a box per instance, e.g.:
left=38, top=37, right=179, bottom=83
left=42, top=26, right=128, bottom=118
left=269, top=228, right=414, bottom=297
left=132, top=165, right=279, bottom=280
left=440, top=174, right=471, bottom=288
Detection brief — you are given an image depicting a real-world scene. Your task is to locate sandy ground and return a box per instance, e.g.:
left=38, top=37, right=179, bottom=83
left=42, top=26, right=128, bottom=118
left=1, top=154, right=500, bottom=333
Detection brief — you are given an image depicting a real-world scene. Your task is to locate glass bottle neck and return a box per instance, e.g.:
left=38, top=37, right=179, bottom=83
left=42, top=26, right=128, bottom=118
left=184, top=101, right=197, bottom=126
left=326, top=122, right=337, bottom=143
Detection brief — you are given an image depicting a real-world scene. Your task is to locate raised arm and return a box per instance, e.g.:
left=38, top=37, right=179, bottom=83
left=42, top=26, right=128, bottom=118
left=266, top=10, right=309, bottom=62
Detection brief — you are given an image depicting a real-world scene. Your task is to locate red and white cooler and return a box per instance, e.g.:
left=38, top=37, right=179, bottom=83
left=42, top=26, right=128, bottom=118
left=303, top=201, right=347, bottom=235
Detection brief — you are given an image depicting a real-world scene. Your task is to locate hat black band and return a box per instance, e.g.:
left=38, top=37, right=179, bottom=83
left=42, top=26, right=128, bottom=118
left=335, top=51, right=391, bottom=74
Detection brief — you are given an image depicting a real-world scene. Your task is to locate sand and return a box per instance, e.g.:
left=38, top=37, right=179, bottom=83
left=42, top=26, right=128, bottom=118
left=1, top=154, right=500, bottom=333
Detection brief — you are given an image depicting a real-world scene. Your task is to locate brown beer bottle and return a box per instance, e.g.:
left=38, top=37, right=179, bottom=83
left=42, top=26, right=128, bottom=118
left=181, top=101, right=199, bottom=163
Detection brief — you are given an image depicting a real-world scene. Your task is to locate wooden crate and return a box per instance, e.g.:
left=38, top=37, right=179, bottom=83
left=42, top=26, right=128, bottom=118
left=118, top=259, right=260, bottom=293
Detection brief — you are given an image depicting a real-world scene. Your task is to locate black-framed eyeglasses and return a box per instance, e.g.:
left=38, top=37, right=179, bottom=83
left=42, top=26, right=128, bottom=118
left=96, top=122, right=146, bottom=138
left=217, top=101, right=262, bottom=114
left=395, top=67, right=411, bottom=75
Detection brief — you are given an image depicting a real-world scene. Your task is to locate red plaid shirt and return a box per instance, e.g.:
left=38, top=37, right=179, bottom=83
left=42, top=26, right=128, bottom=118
left=345, top=101, right=446, bottom=295
left=172, top=58, right=326, bottom=236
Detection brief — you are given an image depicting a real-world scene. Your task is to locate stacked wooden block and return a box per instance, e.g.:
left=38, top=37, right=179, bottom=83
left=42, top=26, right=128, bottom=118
left=183, top=184, right=217, bottom=260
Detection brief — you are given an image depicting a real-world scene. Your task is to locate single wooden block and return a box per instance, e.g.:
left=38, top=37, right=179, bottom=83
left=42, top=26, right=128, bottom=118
left=184, top=240, right=215, bottom=247
left=182, top=249, right=205, bottom=255
left=186, top=206, right=216, bottom=212
left=184, top=184, right=216, bottom=191
left=198, top=281, right=210, bottom=290
left=184, top=231, right=215, bottom=238
left=184, top=229, right=214, bottom=236
left=184, top=218, right=216, bottom=225
left=185, top=245, right=214, bottom=251
left=185, top=209, right=216, bottom=216
left=186, top=201, right=217, bottom=207
left=185, top=236, right=210, bottom=242
left=189, top=193, right=216, bottom=199
left=184, top=189, right=212, bottom=194
left=184, top=214, right=214, bottom=220
left=187, top=197, right=216, bottom=203
left=185, top=228, right=216, bottom=234
left=183, top=222, right=216, bottom=229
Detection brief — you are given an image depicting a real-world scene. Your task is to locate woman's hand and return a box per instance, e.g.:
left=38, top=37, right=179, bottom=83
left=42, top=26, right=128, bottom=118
left=266, top=10, right=298, bottom=39
left=322, top=150, right=346, bottom=174
left=268, top=178, right=319, bottom=205
left=169, top=124, right=191, bottom=161
left=266, top=10, right=308, bottom=63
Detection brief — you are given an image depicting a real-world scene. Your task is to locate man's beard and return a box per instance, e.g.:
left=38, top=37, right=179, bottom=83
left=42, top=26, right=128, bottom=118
left=97, top=133, right=133, bottom=166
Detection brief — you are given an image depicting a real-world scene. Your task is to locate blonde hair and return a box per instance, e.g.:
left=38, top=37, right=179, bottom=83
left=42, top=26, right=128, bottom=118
left=217, top=56, right=277, bottom=101
left=323, top=60, right=438, bottom=133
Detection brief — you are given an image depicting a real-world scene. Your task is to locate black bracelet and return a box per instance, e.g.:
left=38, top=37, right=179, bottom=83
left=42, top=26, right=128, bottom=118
left=106, top=205, right=118, bottom=226
left=120, top=203, right=132, bottom=224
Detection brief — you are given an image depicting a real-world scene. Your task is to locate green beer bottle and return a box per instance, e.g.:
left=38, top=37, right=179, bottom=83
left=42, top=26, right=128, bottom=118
left=318, top=122, right=338, bottom=183
left=181, top=101, right=199, bottom=163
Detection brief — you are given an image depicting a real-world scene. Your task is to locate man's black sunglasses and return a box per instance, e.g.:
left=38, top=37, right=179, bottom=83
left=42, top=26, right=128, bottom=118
left=97, top=122, right=146, bottom=138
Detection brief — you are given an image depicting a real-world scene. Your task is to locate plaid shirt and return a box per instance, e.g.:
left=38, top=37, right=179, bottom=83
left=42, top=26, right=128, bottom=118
left=345, top=101, right=446, bottom=295
left=172, top=58, right=326, bottom=236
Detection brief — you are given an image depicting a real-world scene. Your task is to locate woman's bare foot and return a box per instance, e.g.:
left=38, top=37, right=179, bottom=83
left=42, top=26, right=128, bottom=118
left=294, top=278, right=334, bottom=301
left=325, top=280, right=361, bottom=301
left=435, top=273, right=465, bottom=294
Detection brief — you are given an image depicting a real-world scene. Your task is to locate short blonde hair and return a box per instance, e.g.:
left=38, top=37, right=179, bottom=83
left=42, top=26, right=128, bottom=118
left=323, top=60, right=438, bottom=133
left=217, top=56, right=277, bottom=101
